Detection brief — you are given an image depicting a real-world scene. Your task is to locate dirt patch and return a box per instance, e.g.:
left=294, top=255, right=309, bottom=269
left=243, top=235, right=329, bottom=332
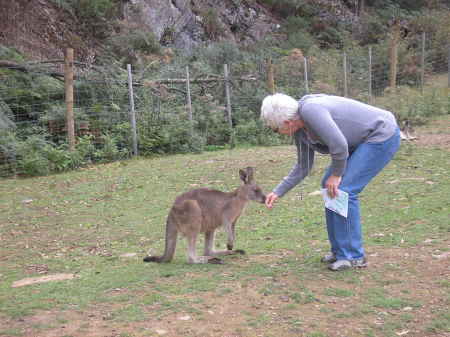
left=409, top=116, right=450, bottom=150
left=11, top=273, right=76, bottom=288
left=1, top=243, right=449, bottom=337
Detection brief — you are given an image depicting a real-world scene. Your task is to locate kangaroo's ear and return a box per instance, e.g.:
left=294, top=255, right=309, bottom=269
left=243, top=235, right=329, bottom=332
left=245, top=167, right=255, bottom=184
left=239, top=169, right=247, bottom=183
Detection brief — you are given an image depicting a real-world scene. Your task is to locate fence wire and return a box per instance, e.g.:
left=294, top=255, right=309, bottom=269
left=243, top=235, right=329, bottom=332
left=1, top=32, right=449, bottom=177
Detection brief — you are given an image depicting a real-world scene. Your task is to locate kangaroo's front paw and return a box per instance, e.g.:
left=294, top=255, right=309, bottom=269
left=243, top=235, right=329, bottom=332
left=227, top=244, right=233, bottom=251
left=208, top=257, right=224, bottom=264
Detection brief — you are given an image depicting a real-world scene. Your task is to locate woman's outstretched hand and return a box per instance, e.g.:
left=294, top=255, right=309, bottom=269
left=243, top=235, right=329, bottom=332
left=265, top=192, right=279, bottom=209
left=325, top=175, right=342, bottom=198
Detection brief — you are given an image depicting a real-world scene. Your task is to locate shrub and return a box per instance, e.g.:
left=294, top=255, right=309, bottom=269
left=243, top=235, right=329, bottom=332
left=74, top=135, right=97, bottom=164
left=194, top=41, right=245, bottom=73
left=234, top=119, right=284, bottom=146
left=72, top=0, right=117, bottom=21
left=43, top=144, right=77, bottom=172
left=94, top=133, right=129, bottom=162
left=375, top=86, right=449, bottom=127
left=0, top=130, right=18, bottom=176
left=193, top=98, right=230, bottom=146
left=71, top=0, right=119, bottom=38
left=137, top=112, right=206, bottom=155
left=257, top=0, right=303, bottom=19
left=109, top=30, right=161, bottom=64
left=282, top=31, right=315, bottom=53
left=201, top=8, right=223, bottom=40
left=283, top=15, right=310, bottom=35
left=15, top=135, right=52, bottom=176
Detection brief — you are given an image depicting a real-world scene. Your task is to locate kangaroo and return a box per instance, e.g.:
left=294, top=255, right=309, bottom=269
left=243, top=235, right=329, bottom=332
left=143, top=167, right=266, bottom=264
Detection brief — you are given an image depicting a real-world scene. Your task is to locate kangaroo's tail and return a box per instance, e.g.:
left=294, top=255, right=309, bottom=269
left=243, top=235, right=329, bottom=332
left=143, top=216, right=178, bottom=263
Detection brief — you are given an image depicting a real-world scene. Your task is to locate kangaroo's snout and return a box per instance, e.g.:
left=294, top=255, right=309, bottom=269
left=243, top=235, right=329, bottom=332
left=261, top=194, right=267, bottom=204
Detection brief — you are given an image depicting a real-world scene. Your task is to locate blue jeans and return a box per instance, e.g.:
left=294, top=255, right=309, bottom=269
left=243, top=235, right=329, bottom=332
left=321, top=128, right=401, bottom=261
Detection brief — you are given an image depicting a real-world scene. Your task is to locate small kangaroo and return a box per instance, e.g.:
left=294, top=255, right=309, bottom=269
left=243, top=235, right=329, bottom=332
left=143, top=167, right=266, bottom=264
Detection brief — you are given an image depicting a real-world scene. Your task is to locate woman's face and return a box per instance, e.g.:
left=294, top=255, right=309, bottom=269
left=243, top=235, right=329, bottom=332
left=275, top=119, right=304, bottom=136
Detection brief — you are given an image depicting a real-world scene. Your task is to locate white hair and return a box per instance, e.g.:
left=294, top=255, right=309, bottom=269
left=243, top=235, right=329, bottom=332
left=260, top=93, right=299, bottom=130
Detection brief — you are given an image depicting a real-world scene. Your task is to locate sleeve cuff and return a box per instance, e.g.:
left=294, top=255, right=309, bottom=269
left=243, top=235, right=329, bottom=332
left=331, top=159, right=346, bottom=176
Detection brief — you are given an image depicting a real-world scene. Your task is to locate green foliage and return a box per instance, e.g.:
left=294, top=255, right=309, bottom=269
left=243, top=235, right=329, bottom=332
left=72, top=0, right=117, bottom=21
left=194, top=41, right=245, bottom=73
left=282, top=31, right=315, bottom=53
left=74, top=134, right=97, bottom=163
left=94, top=133, right=129, bottom=162
left=201, top=8, right=223, bottom=40
left=42, top=143, right=78, bottom=172
left=357, top=13, right=389, bottom=45
left=13, top=133, right=93, bottom=176
left=234, top=119, right=283, bottom=146
left=109, top=30, right=161, bottom=64
left=138, top=113, right=205, bottom=155
left=0, top=128, right=131, bottom=177
left=0, top=130, right=18, bottom=176
left=15, top=135, right=53, bottom=176
left=40, top=105, right=87, bottom=124
left=71, top=0, right=119, bottom=38
left=193, top=97, right=230, bottom=146
left=312, top=21, right=346, bottom=48
left=257, top=0, right=304, bottom=18
left=375, top=86, right=450, bottom=127
left=0, top=45, right=25, bottom=62
left=409, top=9, right=450, bottom=72
left=0, top=99, right=15, bottom=130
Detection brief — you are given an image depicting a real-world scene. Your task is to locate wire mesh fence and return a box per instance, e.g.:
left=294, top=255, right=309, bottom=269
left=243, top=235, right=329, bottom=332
left=1, top=31, right=449, bottom=177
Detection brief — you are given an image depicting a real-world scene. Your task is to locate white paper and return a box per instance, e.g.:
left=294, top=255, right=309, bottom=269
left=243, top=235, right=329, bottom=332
left=321, top=188, right=349, bottom=218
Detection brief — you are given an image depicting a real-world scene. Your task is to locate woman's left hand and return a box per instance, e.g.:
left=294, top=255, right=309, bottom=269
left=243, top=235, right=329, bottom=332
left=325, top=175, right=342, bottom=198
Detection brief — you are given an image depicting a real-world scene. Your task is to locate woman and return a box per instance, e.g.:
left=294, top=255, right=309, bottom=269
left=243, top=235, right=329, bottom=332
left=260, top=93, right=401, bottom=271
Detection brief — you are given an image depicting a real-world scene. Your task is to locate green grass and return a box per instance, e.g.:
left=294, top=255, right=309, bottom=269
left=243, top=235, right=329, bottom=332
left=0, top=125, right=449, bottom=336
left=323, top=287, right=354, bottom=298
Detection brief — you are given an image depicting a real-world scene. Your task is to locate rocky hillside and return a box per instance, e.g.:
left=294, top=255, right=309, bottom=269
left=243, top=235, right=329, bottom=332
left=0, top=0, right=448, bottom=64
left=0, top=0, right=280, bottom=62
left=123, top=0, right=279, bottom=48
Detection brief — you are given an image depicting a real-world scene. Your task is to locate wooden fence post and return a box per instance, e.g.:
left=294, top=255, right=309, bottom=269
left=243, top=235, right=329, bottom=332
left=304, top=57, right=309, bottom=93
left=343, top=52, right=348, bottom=97
left=368, top=46, right=372, bottom=102
left=447, top=45, right=450, bottom=88
left=186, top=65, right=193, bottom=136
left=65, top=48, right=75, bottom=151
left=389, top=20, right=400, bottom=90
left=421, top=32, right=426, bottom=92
left=267, top=58, right=275, bottom=94
left=127, top=64, right=138, bottom=156
left=224, top=64, right=234, bottom=148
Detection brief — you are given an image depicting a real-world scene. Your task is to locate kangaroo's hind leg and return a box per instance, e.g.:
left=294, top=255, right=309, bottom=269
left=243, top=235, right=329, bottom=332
left=178, top=200, right=221, bottom=264
left=204, top=229, right=245, bottom=259
left=185, top=232, right=222, bottom=264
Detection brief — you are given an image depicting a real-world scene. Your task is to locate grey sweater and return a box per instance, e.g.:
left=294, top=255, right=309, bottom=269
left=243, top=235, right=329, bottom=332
left=273, top=94, right=398, bottom=198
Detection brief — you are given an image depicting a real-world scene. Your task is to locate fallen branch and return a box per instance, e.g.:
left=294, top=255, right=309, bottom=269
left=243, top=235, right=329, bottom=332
left=0, top=60, right=64, bottom=81
left=143, top=75, right=257, bottom=86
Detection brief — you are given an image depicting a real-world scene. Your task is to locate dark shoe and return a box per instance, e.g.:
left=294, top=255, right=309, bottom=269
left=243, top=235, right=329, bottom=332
left=321, top=253, right=337, bottom=264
